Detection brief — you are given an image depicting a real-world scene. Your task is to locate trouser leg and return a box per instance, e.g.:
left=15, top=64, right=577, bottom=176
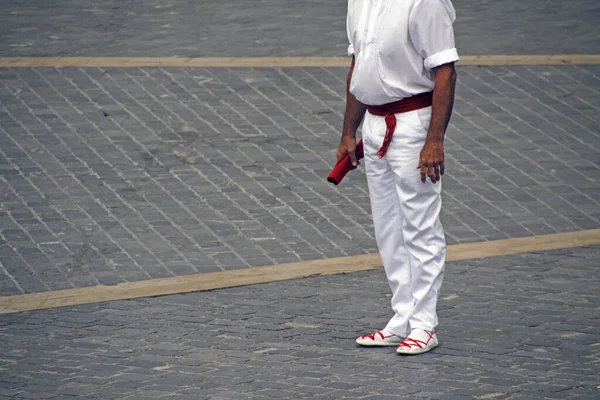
left=364, top=107, right=446, bottom=334
left=363, top=113, right=411, bottom=337
left=396, top=170, right=446, bottom=331
left=386, top=107, right=446, bottom=331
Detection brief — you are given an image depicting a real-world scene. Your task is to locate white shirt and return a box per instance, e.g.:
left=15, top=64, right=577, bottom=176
left=347, top=0, right=459, bottom=105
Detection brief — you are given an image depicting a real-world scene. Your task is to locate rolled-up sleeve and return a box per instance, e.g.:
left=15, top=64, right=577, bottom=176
left=346, top=0, right=355, bottom=56
left=409, top=0, right=459, bottom=70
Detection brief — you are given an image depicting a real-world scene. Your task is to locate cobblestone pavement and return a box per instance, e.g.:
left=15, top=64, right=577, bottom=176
left=2, top=0, right=600, bottom=398
left=1, top=65, right=599, bottom=294
left=1, top=0, right=599, bottom=57
left=1, top=246, right=599, bottom=399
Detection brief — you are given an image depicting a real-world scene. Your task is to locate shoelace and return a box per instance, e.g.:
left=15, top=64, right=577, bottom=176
left=399, top=330, right=435, bottom=348
left=361, top=331, right=396, bottom=341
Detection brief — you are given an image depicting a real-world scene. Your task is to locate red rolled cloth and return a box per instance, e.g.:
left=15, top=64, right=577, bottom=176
left=327, top=139, right=364, bottom=185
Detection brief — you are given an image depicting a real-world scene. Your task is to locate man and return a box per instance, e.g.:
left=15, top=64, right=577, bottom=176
left=338, top=0, right=458, bottom=355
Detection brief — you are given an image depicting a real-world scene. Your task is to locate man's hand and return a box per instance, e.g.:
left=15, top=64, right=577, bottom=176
left=417, top=62, right=456, bottom=184
left=417, top=140, right=444, bottom=183
left=337, top=56, right=366, bottom=169
left=337, top=135, right=358, bottom=167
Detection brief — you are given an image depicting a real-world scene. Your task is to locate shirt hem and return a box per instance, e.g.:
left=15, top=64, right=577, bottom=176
left=424, top=48, right=459, bottom=70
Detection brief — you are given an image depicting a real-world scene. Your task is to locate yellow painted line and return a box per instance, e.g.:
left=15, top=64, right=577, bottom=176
left=1, top=55, right=600, bottom=68
left=459, top=54, right=600, bottom=66
left=1, top=229, right=599, bottom=314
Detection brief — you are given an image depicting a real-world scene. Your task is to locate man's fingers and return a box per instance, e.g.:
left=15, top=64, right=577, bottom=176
left=419, top=161, right=445, bottom=183
left=427, top=165, right=436, bottom=183
left=440, top=162, right=445, bottom=176
left=349, top=151, right=358, bottom=167
left=337, top=146, right=356, bottom=163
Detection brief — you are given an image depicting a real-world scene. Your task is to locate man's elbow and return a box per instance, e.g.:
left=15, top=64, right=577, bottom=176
left=449, top=65, right=457, bottom=83
left=448, top=63, right=458, bottom=84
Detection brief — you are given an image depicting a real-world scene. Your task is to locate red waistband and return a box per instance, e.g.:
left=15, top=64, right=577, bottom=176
left=367, top=91, right=433, bottom=116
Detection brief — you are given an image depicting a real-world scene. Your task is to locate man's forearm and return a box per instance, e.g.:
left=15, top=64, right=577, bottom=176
left=426, top=63, right=457, bottom=143
left=342, top=57, right=367, bottom=138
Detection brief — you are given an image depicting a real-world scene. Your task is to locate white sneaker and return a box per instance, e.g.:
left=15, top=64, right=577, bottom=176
left=356, top=330, right=402, bottom=346
left=396, top=328, right=439, bottom=355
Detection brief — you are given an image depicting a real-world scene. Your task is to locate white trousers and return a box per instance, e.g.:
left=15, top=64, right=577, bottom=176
left=363, top=106, right=446, bottom=337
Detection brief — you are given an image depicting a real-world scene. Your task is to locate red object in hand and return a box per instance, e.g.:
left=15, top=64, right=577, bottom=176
left=327, top=139, right=364, bottom=185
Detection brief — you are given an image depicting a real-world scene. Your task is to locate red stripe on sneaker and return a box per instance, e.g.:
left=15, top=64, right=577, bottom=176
left=399, top=330, right=435, bottom=348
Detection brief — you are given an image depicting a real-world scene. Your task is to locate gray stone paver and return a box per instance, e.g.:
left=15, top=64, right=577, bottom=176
left=0, top=246, right=599, bottom=399
left=1, top=0, right=599, bottom=57
left=1, top=65, right=600, bottom=293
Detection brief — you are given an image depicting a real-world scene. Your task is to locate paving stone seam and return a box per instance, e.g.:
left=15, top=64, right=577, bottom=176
left=461, top=67, right=600, bottom=160
left=215, top=67, right=373, bottom=221
left=0, top=125, right=111, bottom=292
left=120, top=68, right=307, bottom=262
left=73, top=67, right=252, bottom=271
left=442, top=115, right=573, bottom=237
left=458, top=69, right=600, bottom=224
left=442, top=146, right=561, bottom=237
left=94, top=67, right=284, bottom=266
left=443, top=189, right=533, bottom=240
left=299, top=67, right=347, bottom=103
left=442, top=129, right=579, bottom=235
left=28, top=67, right=209, bottom=277
left=213, top=67, right=372, bottom=208
left=185, top=68, right=363, bottom=251
left=199, top=67, right=377, bottom=248
left=0, top=172, right=74, bottom=292
left=139, top=67, right=344, bottom=259
left=484, top=66, right=600, bottom=150
left=276, top=68, right=345, bottom=119
left=529, top=65, right=600, bottom=122
left=322, top=66, right=348, bottom=87
left=227, top=67, right=345, bottom=143
left=18, top=68, right=184, bottom=276
left=454, top=83, right=594, bottom=228
left=24, top=66, right=200, bottom=275
left=0, top=81, right=127, bottom=288
left=85, top=65, right=370, bottom=266
left=554, top=66, right=600, bottom=122
left=77, top=67, right=247, bottom=272
left=1, top=71, right=163, bottom=283
left=129, top=66, right=340, bottom=260
left=152, top=66, right=362, bottom=260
